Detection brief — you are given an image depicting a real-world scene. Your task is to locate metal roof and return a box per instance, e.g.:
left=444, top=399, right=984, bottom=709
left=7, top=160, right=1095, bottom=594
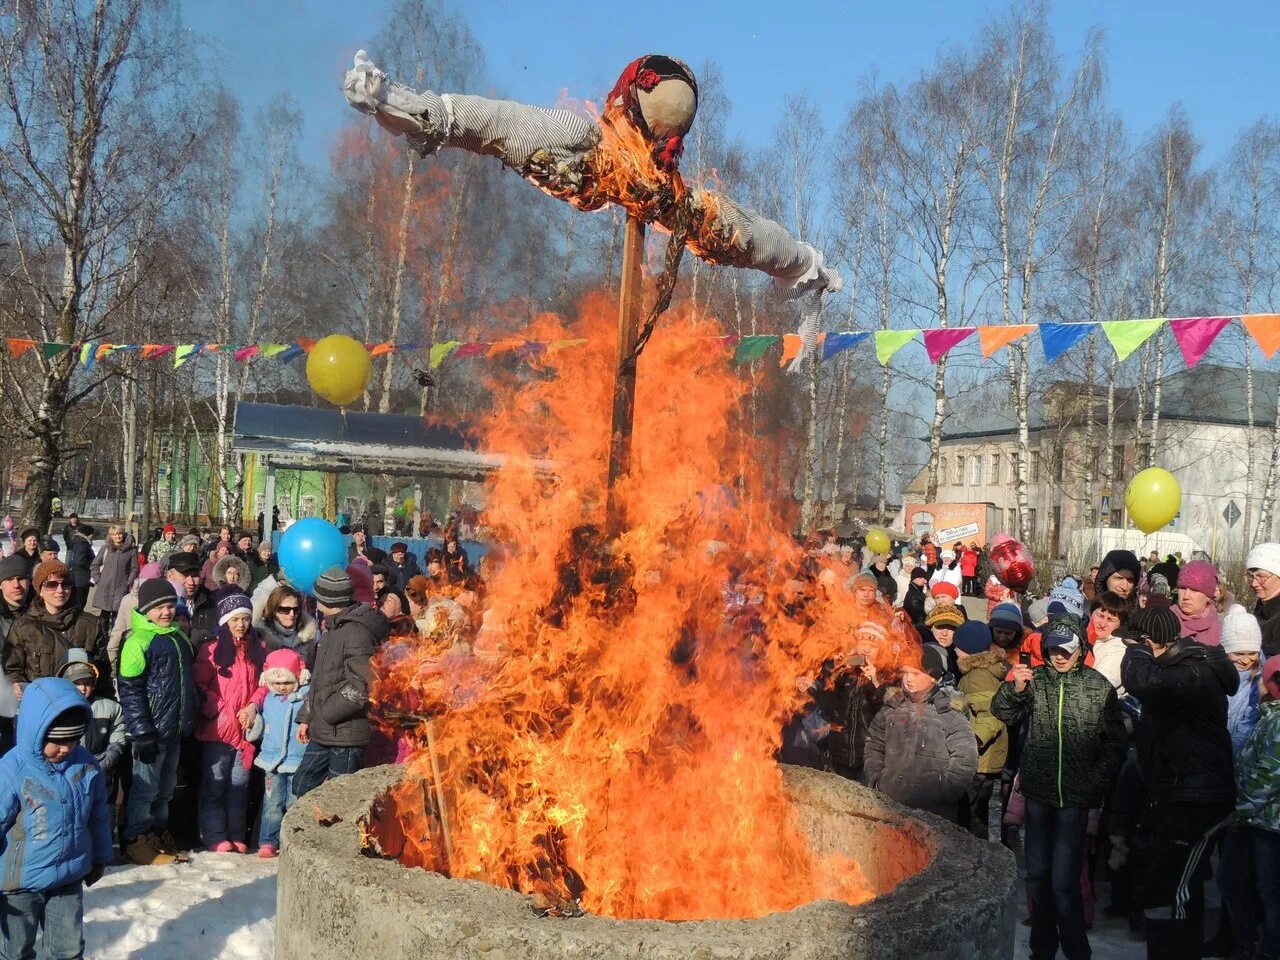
left=230, top=402, right=515, bottom=480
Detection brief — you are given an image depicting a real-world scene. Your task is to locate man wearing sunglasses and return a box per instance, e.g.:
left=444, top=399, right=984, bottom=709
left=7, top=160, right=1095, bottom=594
left=1246, top=542, right=1280, bottom=658
left=3, top=560, right=107, bottom=692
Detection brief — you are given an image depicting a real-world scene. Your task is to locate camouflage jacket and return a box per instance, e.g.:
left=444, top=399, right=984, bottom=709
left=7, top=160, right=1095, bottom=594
left=1236, top=699, right=1280, bottom=834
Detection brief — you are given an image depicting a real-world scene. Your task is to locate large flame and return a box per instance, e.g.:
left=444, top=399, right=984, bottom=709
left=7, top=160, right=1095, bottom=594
left=365, top=295, right=919, bottom=921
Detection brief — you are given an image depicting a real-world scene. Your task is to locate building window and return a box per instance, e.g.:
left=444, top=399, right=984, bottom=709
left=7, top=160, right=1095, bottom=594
left=344, top=496, right=361, bottom=518
left=939, top=457, right=948, bottom=487
left=1111, top=445, right=1125, bottom=479
left=1028, top=508, right=1038, bottom=535
left=196, top=491, right=209, bottom=516
left=955, top=455, right=965, bottom=486
left=158, top=489, right=171, bottom=515
left=1031, top=451, right=1041, bottom=482
left=970, top=456, right=984, bottom=485
left=157, top=438, right=173, bottom=462
left=299, top=495, right=317, bottom=519
left=990, top=453, right=1001, bottom=485
left=1136, top=443, right=1151, bottom=470
left=1007, top=507, right=1017, bottom=533
left=1009, top=451, right=1018, bottom=483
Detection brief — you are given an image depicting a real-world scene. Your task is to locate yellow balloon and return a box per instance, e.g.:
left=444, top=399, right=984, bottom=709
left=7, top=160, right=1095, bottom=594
left=1126, top=467, right=1181, bottom=534
left=306, top=335, right=372, bottom=407
left=865, top=527, right=891, bottom=555
left=403, top=496, right=415, bottom=513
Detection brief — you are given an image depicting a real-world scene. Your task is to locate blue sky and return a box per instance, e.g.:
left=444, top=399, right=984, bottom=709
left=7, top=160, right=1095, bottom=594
left=182, top=0, right=1278, bottom=175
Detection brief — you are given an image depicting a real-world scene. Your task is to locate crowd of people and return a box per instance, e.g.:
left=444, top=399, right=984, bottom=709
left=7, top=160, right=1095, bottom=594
left=0, top=514, right=480, bottom=958
left=784, top=531, right=1280, bottom=960
left=1, top=509, right=1279, bottom=958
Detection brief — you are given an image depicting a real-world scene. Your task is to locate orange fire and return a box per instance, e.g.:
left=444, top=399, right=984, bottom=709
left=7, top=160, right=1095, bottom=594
left=366, top=296, right=920, bottom=920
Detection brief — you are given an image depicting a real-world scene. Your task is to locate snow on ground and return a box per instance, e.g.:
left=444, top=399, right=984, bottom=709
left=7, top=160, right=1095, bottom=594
left=76, top=846, right=1150, bottom=960
left=82, top=854, right=277, bottom=960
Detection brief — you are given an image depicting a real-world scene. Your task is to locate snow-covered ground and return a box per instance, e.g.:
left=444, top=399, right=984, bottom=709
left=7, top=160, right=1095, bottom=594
left=78, top=850, right=1150, bottom=960
left=82, top=854, right=277, bottom=960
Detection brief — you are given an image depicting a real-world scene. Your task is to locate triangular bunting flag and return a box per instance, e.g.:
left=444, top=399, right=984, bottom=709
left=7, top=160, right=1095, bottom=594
left=547, top=338, right=588, bottom=353
left=1170, top=316, right=1232, bottom=367
left=94, top=344, right=116, bottom=361
left=822, top=331, right=868, bottom=360
left=40, top=342, right=70, bottom=360
left=733, top=335, right=778, bottom=364
left=142, top=344, right=175, bottom=360
left=922, top=327, right=976, bottom=364
left=874, top=329, right=918, bottom=366
left=487, top=338, right=527, bottom=357
left=173, top=345, right=196, bottom=368
left=80, top=342, right=95, bottom=369
left=978, top=324, right=1035, bottom=357
left=278, top=345, right=305, bottom=364
left=259, top=344, right=289, bottom=358
left=6, top=338, right=36, bottom=358
left=369, top=342, right=394, bottom=358
left=453, top=342, right=490, bottom=359
left=1241, top=315, right=1280, bottom=359
left=778, top=334, right=804, bottom=368
left=1101, top=318, right=1164, bottom=361
left=1040, top=323, right=1097, bottom=363
left=234, top=345, right=261, bottom=363
left=296, top=338, right=317, bottom=353
left=428, top=341, right=461, bottom=368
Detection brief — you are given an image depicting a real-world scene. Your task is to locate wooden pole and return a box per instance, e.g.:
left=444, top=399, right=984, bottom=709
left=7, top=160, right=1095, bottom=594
left=606, top=216, right=646, bottom=537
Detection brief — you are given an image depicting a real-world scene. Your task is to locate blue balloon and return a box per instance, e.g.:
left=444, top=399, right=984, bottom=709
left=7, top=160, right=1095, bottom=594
left=278, top=518, right=346, bottom=594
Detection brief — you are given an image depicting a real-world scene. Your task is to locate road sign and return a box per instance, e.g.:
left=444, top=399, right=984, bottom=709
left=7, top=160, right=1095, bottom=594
left=1223, top=500, right=1242, bottom=528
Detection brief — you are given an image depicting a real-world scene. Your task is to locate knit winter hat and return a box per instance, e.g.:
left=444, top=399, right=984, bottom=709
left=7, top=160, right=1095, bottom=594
left=1131, top=607, right=1181, bottom=647
left=46, top=706, right=86, bottom=742
left=1246, top=543, right=1280, bottom=578
left=38, top=537, right=59, bottom=555
left=1148, top=573, right=1172, bottom=597
left=1047, top=581, right=1085, bottom=621
left=55, top=649, right=98, bottom=687
left=346, top=562, right=376, bottom=604
left=988, top=601, right=1025, bottom=634
left=850, top=571, right=878, bottom=592
left=919, top=643, right=948, bottom=680
left=953, top=620, right=992, bottom=655
left=179, top=534, right=200, bottom=550
left=390, top=542, right=408, bottom=554
left=1178, top=560, right=1218, bottom=597
left=137, top=577, right=178, bottom=614
left=1027, top=597, right=1051, bottom=627
left=926, top=606, right=965, bottom=630
left=853, top=621, right=888, bottom=647
left=31, top=560, right=69, bottom=594
left=216, top=588, right=253, bottom=626
left=261, top=648, right=305, bottom=687
left=930, top=581, right=960, bottom=600
left=1041, top=616, right=1085, bottom=655
left=162, top=523, right=176, bottom=536
left=313, top=567, right=355, bottom=607
left=1221, top=608, right=1263, bottom=654
left=0, top=554, right=27, bottom=582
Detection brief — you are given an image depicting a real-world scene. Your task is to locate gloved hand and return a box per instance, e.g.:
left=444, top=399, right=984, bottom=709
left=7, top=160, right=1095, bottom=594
left=132, top=734, right=158, bottom=765
left=83, top=863, right=106, bottom=887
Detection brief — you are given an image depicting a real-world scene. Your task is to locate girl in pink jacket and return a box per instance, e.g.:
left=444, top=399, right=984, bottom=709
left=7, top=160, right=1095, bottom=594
left=193, top=589, right=265, bottom=852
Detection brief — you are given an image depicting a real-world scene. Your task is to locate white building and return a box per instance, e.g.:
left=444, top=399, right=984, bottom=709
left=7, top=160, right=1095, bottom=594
left=899, top=365, right=1279, bottom=561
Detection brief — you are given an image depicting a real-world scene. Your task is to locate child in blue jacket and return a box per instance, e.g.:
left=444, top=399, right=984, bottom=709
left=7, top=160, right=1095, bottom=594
left=249, top=647, right=309, bottom=858
left=0, top=677, right=112, bottom=959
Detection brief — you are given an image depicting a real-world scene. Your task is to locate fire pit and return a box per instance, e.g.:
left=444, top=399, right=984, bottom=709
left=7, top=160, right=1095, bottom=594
left=275, top=764, right=1016, bottom=960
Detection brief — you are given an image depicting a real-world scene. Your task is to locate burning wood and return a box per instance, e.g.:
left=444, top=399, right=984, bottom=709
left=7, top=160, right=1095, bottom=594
left=361, top=305, right=920, bottom=920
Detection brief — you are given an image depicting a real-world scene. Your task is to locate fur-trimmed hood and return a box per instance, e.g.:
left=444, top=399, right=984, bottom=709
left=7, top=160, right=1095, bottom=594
left=212, top=554, right=251, bottom=590
left=958, top=648, right=1010, bottom=682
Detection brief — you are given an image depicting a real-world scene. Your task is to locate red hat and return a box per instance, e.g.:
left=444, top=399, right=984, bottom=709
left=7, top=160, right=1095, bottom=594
left=1264, top=654, right=1280, bottom=702
left=345, top=562, right=377, bottom=605
left=163, top=522, right=176, bottom=536
left=930, top=581, right=960, bottom=600
left=606, top=54, right=698, bottom=171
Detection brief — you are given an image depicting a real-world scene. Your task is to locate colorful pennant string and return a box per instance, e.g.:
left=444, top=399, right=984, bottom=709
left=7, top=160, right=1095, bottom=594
left=922, top=327, right=976, bottom=364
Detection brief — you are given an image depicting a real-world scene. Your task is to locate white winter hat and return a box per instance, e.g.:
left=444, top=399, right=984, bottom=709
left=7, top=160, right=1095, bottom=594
left=1246, top=542, right=1280, bottom=577
left=1221, top=608, right=1262, bottom=654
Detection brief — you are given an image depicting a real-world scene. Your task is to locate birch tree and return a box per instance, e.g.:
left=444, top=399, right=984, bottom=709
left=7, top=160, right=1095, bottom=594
left=0, top=0, right=201, bottom=530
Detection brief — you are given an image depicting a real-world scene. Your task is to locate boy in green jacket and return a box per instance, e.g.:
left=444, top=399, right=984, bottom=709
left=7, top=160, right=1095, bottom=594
left=992, top=616, right=1126, bottom=960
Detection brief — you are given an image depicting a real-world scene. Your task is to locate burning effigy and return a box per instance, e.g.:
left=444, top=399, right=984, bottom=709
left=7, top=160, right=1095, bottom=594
left=342, top=51, right=841, bottom=365
left=358, top=302, right=924, bottom=921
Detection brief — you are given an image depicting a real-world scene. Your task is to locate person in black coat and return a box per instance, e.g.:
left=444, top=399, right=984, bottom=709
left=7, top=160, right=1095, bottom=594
left=347, top=524, right=387, bottom=566
left=1121, top=607, right=1238, bottom=959
left=868, top=555, right=897, bottom=604
left=384, top=542, right=421, bottom=591
left=63, top=525, right=95, bottom=612
left=903, top=567, right=929, bottom=626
